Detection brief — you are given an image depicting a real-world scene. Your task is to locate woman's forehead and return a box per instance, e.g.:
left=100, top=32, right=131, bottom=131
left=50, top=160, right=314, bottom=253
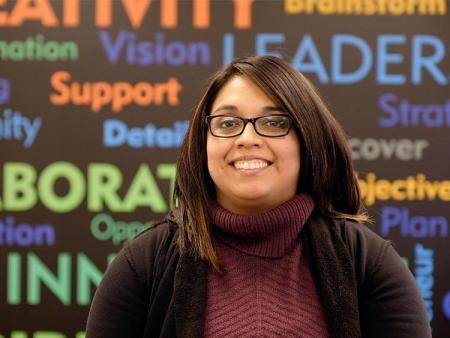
left=211, top=77, right=279, bottom=110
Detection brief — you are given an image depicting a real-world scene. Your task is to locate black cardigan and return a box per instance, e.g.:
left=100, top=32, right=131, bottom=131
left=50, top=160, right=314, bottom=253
left=86, top=212, right=432, bottom=338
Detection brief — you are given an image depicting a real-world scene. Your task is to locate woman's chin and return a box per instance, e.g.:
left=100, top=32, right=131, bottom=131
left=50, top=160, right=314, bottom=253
left=217, top=191, right=276, bottom=213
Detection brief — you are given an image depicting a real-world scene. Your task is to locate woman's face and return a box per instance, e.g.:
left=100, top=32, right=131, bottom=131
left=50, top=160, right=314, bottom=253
left=206, top=76, right=301, bottom=215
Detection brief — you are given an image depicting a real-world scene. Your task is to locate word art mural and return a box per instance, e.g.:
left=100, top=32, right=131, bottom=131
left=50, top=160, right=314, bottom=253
left=1, top=0, right=449, bottom=337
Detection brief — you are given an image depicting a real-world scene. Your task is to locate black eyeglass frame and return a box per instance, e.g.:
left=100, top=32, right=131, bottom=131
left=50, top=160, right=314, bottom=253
left=205, top=114, right=293, bottom=138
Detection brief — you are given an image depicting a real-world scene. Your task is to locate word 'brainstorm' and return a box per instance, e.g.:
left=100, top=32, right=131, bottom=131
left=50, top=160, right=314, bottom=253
left=285, top=0, right=446, bottom=15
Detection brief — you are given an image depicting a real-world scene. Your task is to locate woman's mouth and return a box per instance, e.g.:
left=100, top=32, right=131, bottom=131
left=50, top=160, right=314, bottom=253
left=233, top=159, right=270, bottom=170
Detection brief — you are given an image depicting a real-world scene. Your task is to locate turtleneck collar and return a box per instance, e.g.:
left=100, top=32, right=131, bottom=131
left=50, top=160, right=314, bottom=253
left=209, top=194, right=315, bottom=258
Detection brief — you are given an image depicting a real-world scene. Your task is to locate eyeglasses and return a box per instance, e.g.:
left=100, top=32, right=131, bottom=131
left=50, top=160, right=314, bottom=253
left=205, top=115, right=292, bottom=138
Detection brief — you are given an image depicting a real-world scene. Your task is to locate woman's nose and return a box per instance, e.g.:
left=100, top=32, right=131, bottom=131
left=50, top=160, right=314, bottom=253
left=236, top=122, right=263, bottom=147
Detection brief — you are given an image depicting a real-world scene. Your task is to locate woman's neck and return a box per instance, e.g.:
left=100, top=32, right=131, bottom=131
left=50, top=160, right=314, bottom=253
left=209, top=193, right=315, bottom=258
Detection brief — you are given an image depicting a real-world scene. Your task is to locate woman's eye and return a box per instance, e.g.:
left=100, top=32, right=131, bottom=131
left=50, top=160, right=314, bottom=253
left=268, top=121, right=282, bottom=127
left=263, top=118, right=287, bottom=129
left=219, top=119, right=239, bottom=128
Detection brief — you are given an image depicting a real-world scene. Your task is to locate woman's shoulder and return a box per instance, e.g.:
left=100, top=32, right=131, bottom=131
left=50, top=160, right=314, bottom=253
left=330, top=216, right=391, bottom=253
left=308, top=212, right=392, bottom=276
left=308, top=212, right=390, bottom=250
left=130, top=219, right=179, bottom=249
left=328, top=216, right=398, bottom=289
left=333, top=217, right=431, bottom=337
left=120, top=220, right=179, bottom=277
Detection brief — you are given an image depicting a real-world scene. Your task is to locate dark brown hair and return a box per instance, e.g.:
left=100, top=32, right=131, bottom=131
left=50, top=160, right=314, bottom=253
left=173, top=55, right=367, bottom=271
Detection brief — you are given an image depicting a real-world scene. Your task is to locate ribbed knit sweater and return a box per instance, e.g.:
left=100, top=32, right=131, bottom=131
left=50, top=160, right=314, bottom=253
left=204, top=194, right=331, bottom=338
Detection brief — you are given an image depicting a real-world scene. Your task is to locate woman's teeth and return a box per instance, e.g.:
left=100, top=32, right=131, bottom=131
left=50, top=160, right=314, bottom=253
left=234, top=160, right=269, bottom=170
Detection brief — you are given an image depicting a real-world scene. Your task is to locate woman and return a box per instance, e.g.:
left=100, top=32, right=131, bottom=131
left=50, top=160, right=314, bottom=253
left=86, top=56, right=431, bottom=338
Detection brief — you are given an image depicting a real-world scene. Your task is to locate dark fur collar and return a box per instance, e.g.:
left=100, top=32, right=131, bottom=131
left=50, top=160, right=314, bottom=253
left=173, top=252, right=208, bottom=337
left=303, top=213, right=361, bottom=338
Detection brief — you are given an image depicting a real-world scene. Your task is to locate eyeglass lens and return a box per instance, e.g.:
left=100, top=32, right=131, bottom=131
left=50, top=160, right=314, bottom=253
left=209, top=115, right=291, bottom=137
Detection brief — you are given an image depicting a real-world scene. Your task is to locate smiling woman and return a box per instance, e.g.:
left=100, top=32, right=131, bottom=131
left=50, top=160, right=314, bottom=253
left=206, top=76, right=301, bottom=215
left=86, top=56, right=432, bottom=338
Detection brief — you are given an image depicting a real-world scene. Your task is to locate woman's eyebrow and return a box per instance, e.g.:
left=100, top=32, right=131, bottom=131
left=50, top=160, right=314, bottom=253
left=211, top=105, right=238, bottom=115
left=212, top=105, right=285, bottom=115
left=262, top=106, right=285, bottom=113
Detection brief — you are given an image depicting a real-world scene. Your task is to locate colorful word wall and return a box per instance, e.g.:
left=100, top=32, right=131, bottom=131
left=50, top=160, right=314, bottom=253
left=1, top=0, right=449, bottom=337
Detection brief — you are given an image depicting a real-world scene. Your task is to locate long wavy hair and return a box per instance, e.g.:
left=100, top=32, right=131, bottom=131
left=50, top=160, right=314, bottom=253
left=173, top=55, right=367, bottom=271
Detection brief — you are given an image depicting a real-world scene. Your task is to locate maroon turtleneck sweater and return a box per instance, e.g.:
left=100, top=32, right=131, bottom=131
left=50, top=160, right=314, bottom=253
left=204, top=194, right=331, bottom=338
